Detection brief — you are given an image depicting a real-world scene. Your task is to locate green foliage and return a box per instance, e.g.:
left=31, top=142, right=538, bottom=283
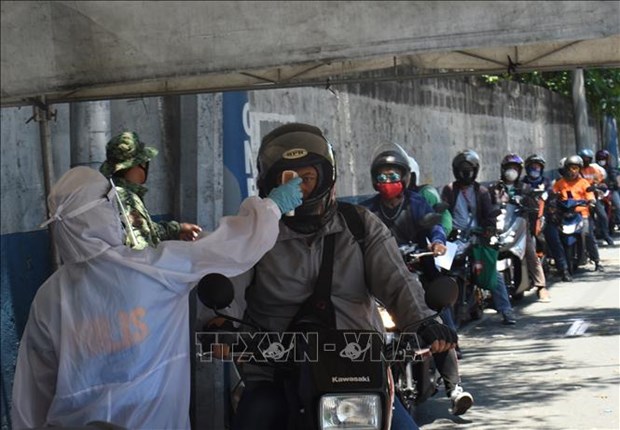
left=482, top=69, right=620, bottom=121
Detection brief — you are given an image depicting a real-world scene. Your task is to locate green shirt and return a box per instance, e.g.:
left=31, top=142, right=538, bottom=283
left=418, top=184, right=453, bottom=235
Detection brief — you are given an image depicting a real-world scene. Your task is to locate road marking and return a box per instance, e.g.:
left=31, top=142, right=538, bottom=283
left=565, top=319, right=590, bottom=336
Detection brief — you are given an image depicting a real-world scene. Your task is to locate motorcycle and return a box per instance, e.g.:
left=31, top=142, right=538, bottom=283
left=444, top=229, right=487, bottom=328
left=196, top=272, right=457, bottom=430
left=590, top=183, right=616, bottom=239
left=379, top=271, right=458, bottom=417
left=493, top=196, right=531, bottom=301
left=552, top=198, right=589, bottom=274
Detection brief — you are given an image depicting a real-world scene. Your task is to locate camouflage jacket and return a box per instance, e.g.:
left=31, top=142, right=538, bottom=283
left=113, top=178, right=181, bottom=249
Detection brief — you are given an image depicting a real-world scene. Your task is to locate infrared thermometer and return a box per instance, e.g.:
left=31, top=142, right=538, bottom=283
left=281, top=170, right=299, bottom=216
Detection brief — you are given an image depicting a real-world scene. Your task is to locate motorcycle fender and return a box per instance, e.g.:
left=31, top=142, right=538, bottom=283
left=496, top=258, right=512, bottom=271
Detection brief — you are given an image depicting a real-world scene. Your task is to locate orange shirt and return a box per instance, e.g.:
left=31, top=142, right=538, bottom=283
left=581, top=165, right=604, bottom=185
left=553, top=177, right=594, bottom=218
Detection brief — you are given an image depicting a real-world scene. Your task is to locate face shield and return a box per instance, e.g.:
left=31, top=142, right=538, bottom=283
left=257, top=123, right=337, bottom=233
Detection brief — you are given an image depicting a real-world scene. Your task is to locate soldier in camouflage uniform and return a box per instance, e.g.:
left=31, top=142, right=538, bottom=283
left=100, top=131, right=202, bottom=249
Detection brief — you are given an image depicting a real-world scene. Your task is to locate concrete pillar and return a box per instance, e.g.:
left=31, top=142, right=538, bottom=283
left=69, top=101, right=110, bottom=169
left=179, top=93, right=226, bottom=429
left=571, top=69, right=590, bottom=152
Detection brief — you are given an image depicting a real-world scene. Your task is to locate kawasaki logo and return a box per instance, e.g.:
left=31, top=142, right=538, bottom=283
left=331, top=376, right=371, bottom=383
left=283, top=148, right=308, bottom=159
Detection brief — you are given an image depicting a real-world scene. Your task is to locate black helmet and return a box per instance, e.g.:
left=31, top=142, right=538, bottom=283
left=564, top=155, right=584, bottom=169
left=370, top=143, right=411, bottom=190
left=525, top=154, right=546, bottom=169
left=452, top=149, right=480, bottom=185
left=257, top=123, right=336, bottom=232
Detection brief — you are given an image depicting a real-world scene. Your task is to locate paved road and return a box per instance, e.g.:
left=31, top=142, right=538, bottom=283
left=416, top=241, right=620, bottom=430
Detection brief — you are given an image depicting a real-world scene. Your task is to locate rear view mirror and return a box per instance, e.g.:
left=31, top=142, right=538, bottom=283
left=424, top=276, right=458, bottom=312
left=489, top=208, right=502, bottom=218
left=196, top=273, right=234, bottom=310
left=433, top=202, right=449, bottom=213
left=418, top=213, right=443, bottom=229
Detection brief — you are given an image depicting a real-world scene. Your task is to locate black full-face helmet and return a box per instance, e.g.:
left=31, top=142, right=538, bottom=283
left=452, top=149, right=480, bottom=185
left=257, top=123, right=336, bottom=232
left=370, top=143, right=411, bottom=191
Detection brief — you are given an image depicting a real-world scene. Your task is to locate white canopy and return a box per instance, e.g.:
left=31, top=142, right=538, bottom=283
left=1, top=1, right=618, bottom=106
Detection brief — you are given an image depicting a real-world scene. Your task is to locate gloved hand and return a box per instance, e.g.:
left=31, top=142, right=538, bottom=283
left=417, top=319, right=458, bottom=353
left=267, top=177, right=303, bottom=215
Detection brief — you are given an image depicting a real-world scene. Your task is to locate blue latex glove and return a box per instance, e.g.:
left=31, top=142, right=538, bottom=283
left=267, top=177, right=303, bottom=215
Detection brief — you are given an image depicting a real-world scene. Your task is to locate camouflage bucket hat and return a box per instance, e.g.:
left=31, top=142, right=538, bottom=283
left=99, top=131, right=158, bottom=177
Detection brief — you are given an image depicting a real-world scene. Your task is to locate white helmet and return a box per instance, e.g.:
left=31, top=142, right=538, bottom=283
left=407, top=155, right=420, bottom=187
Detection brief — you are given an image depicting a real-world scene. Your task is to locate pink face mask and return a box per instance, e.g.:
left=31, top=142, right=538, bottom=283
left=376, top=182, right=404, bottom=200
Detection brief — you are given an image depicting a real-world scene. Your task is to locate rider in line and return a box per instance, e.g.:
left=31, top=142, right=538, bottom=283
left=490, top=154, right=550, bottom=302
left=222, top=123, right=458, bottom=430
left=441, top=149, right=517, bottom=325
left=362, top=143, right=474, bottom=416
left=578, top=148, right=615, bottom=246
left=545, top=155, right=604, bottom=278
left=595, top=149, right=620, bottom=233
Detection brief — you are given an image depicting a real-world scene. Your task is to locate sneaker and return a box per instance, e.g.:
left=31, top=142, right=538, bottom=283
left=605, top=237, right=614, bottom=246
left=561, top=269, right=573, bottom=282
left=502, top=311, right=517, bottom=325
left=537, top=287, right=551, bottom=303
left=449, top=385, right=474, bottom=416
left=595, top=262, right=605, bottom=272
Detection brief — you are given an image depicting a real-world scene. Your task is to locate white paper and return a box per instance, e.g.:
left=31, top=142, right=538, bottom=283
left=434, top=240, right=458, bottom=270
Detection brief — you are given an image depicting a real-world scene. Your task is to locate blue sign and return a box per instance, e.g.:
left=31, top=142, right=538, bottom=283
left=223, top=92, right=252, bottom=215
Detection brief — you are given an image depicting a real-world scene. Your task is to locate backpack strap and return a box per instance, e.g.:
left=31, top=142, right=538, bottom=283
left=337, top=201, right=365, bottom=251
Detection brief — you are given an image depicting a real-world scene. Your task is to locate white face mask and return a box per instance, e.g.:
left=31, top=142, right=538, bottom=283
left=599, top=160, right=607, bottom=167
left=504, top=169, right=519, bottom=182
left=528, top=170, right=541, bottom=179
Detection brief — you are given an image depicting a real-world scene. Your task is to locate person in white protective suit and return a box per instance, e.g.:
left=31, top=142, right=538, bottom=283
left=11, top=166, right=302, bottom=429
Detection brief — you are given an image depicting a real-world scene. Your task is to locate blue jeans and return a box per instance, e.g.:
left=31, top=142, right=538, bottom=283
left=392, top=395, right=420, bottom=430
left=544, top=218, right=600, bottom=271
left=492, top=272, right=513, bottom=314
left=233, top=380, right=419, bottom=430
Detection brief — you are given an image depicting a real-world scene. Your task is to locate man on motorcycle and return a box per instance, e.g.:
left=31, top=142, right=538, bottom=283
left=522, top=154, right=552, bottom=192
left=578, top=148, right=615, bottom=246
left=546, top=155, right=604, bottom=276
left=226, top=123, right=458, bottom=430
left=362, top=144, right=474, bottom=416
left=491, top=154, right=549, bottom=302
left=595, top=149, right=620, bottom=233
left=440, top=149, right=518, bottom=325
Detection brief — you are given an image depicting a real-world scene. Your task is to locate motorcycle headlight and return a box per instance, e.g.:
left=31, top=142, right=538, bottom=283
left=320, top=394, right=381, bottom=430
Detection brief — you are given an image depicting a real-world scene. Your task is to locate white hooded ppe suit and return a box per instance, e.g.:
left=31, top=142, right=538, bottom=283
left=11, top=166, right=281, bottom=429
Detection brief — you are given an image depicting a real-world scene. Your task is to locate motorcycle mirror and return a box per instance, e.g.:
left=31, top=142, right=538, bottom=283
left=433, top=202, right=449, bottom=213
left=489, top=207, right=502, bottom=218
left=424, top=276, right=458, bottom=312
left=196, top=273, right=234, bottom=310
left=418, top=212, right=443, bottom=229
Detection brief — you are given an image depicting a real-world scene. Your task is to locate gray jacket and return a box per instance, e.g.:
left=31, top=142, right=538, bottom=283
left=232, top=204, right=434, bottom=333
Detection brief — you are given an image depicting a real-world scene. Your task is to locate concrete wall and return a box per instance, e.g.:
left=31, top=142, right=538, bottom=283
left=251, top=77, right=585, bottom=196
left=0, top=76, right=599, bottom=427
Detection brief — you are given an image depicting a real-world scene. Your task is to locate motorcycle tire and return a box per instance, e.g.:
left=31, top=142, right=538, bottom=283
left=469, top=287, right=484, bottom=320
